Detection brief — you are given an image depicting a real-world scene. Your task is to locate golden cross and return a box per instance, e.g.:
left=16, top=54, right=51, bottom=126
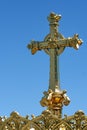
left=27, top=12, right=82, bottom=91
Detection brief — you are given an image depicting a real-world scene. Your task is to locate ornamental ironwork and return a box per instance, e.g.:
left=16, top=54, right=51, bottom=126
left=1, top=12, right=86, bottom=130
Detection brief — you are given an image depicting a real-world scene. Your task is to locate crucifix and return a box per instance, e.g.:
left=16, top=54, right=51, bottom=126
left=27, top=12, right=82, bottom=92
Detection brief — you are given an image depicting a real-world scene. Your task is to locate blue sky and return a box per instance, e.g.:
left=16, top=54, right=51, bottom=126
left=0, top=0, right=87, bottom=117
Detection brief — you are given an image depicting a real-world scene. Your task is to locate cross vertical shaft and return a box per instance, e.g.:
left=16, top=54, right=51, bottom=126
left=47, top=13, right=61, bottom=91
left=49, top=51, right=59, bottom=91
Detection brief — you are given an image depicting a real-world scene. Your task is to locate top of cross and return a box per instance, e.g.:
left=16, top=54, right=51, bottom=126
left=47, top=12, right=61, bottom=25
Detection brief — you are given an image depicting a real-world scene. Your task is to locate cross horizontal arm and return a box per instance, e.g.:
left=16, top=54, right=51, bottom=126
left=27, top=34, right=83, bottom=55
left=27, top=40, right=49, bottom=54
left=56, top=34, right=83, bottom=50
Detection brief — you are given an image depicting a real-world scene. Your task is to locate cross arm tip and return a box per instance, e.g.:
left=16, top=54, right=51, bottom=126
left=68, top=34, right=83, bottom=50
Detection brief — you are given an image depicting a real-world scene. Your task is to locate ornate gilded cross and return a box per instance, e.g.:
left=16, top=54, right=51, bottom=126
left=0, top=13, right=85, bottom=130
left=27, top=12, right=82, bottom=92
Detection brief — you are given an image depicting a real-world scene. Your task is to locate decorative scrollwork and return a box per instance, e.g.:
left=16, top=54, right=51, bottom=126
left=0, top=110, right=87, bottom=130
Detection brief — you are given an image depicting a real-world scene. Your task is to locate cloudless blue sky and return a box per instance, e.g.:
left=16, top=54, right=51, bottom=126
left=0, top=0, right=87, bottom=117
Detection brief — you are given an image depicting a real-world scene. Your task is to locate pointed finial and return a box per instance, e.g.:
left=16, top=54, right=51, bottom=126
left=48, top=12, right=61, bottom=25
